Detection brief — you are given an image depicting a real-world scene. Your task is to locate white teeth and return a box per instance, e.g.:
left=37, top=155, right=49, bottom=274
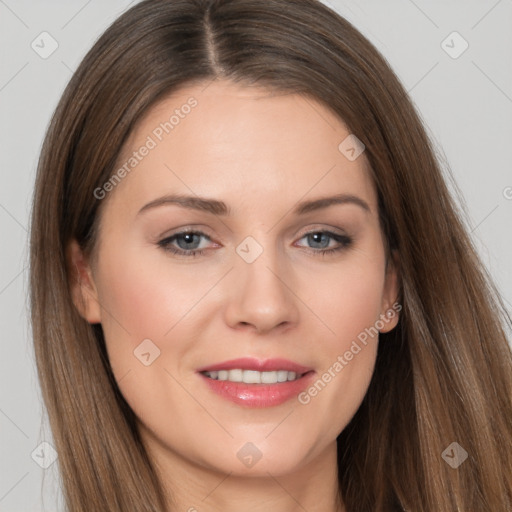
left=261, top=371, right=277, bottom=384
left=244, top=370, right=261, bottom=384
left=228, top=369, right=243, bottom=382
left=277, top=370, right=288, bottom=382
left=204, top=369, right=302, bottom=384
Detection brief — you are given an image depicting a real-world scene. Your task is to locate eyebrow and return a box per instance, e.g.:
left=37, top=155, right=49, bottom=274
left=137, top=192, right=371, bottom=217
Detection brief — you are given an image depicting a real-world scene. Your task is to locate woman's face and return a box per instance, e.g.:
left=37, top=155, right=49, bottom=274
left=71, top=80, right=399, bottom=478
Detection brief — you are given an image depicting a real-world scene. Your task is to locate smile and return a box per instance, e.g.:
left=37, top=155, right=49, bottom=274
left=201, top=369, right=304, bottom=384
left=197, top=357, right=315, bottom=407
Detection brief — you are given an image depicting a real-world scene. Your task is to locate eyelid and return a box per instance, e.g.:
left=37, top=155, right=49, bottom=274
left=157, top=225, right=215, bottom=241
left=296, top=224, right=348, bottom=237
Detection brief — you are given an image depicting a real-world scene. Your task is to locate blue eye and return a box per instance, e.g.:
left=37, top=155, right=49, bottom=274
left=158, top=231, right=211, bottom=257
left=158, top=230, right=352, bottom=258
left=297, top=231, right=352, bottom=254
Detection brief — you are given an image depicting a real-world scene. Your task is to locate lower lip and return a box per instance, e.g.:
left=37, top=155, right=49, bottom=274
left=199, top=372, right=316, bottom=408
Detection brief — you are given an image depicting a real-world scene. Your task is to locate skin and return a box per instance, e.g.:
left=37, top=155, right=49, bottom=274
left=69, top=79, right=400, bottom=512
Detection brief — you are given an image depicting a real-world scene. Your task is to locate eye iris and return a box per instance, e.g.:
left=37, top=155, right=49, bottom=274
left=177, top=233, right=200, bottom=250
left=308, top=232, right=330, bottom=249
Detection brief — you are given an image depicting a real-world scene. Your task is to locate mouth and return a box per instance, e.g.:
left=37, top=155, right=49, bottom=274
left=196, top=358, right=315, bottom=408
left=200, top=369, right=306, bottom=384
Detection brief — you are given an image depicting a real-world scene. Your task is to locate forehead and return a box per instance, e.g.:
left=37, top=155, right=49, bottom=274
left=107, top=80, right=376, bottom=216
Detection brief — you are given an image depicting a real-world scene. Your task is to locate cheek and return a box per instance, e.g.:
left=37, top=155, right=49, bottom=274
left=295, top=256, right=386, bottom=434
left=95, top=245, right=212, bottom=344
left=92, top=247, right=210, bottom=434
left=307, top=254, right=386, bottom=346
left=92, top=246, right=206, bottom=392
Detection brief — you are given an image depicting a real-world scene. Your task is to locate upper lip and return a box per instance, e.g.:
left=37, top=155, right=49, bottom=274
left=197, top=357, right=313, bottom=374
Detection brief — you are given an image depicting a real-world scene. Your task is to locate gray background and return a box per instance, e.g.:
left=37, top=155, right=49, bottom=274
left=1, top=0, right=511, bottom=510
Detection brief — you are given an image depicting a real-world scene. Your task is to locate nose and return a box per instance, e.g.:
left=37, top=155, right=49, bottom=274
left=224, top=244, right=300, bottom=335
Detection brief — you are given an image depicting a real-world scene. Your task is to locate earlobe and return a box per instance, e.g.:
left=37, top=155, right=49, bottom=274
left=67, top=239, right=102, bottom=324
left=380, top=249, right=401, bottom=333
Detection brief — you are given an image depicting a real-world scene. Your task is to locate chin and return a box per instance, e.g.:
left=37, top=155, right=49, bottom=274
left=196, top=436, right=318, bottom=478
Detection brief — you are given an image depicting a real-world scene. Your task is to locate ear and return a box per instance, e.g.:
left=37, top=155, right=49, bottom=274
left=379, top=249, right=401, bottom=333
left=66, top=239, right=102, bottom=324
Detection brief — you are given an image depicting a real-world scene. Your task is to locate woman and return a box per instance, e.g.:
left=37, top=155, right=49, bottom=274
left=29, top=0, right=512, bottom=511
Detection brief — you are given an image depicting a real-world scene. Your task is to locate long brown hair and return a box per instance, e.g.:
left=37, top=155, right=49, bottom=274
left=29, top=0, right=512, bottom=510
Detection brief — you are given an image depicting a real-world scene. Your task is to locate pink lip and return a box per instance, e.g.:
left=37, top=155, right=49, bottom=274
left=197, top=357, right=315, bottom=408
left=197, top=357, right=313, bottom=374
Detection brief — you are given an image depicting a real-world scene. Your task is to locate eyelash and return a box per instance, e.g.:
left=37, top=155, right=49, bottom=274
left=157, top=229, right=353, bottom=258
